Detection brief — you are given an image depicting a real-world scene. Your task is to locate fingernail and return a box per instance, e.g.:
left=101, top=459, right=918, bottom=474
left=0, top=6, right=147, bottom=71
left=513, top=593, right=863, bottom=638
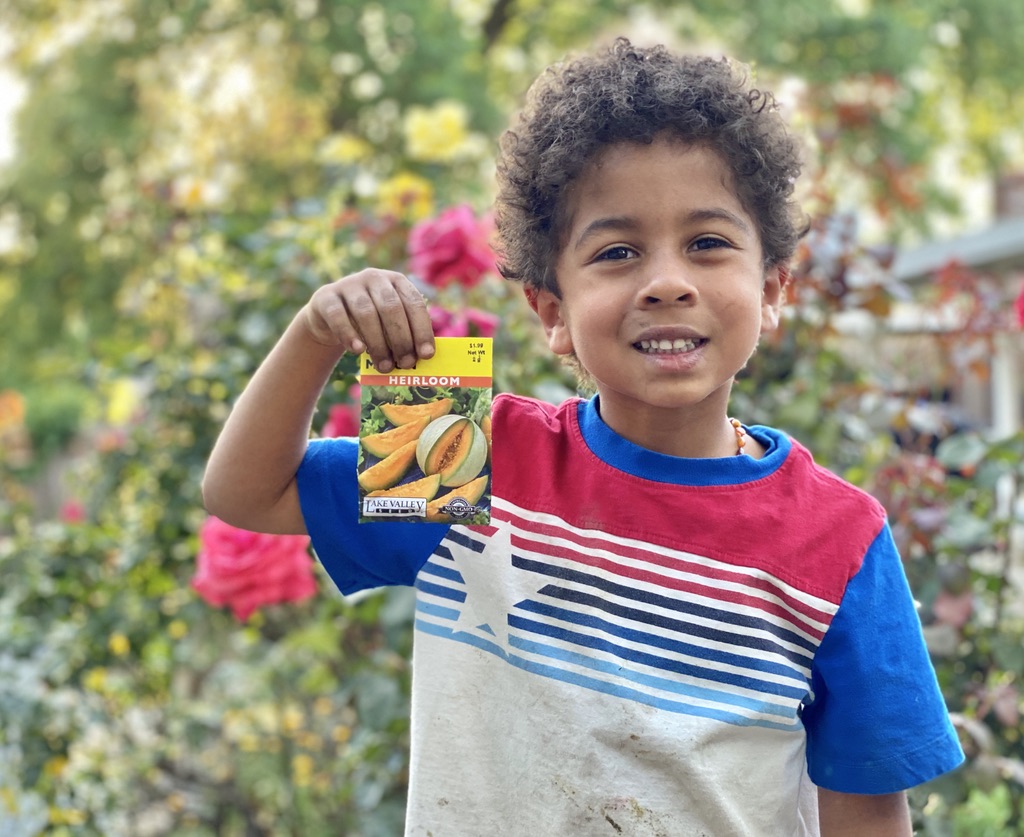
left=398, top=355, right=415, bottom=369
left=419, top=343, right=435, bottom=357
left=377, top=358, right=393, bottom=372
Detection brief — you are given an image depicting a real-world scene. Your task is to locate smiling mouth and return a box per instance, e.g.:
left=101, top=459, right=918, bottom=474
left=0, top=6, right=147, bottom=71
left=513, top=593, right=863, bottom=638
left=634, top=338, right=705, bottom=354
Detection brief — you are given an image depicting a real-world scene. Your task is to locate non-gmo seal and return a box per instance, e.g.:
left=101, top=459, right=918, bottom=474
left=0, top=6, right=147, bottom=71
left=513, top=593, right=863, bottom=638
left=438, top=496, right=480, bottom=520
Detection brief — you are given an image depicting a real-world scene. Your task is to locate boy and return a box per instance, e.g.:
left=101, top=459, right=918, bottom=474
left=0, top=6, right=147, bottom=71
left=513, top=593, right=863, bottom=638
left=203, top=39, right=963, bottom=836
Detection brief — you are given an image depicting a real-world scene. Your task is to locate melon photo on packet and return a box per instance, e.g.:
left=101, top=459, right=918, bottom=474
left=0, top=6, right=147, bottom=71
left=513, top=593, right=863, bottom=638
left=357, top=337, right=492, bottom=524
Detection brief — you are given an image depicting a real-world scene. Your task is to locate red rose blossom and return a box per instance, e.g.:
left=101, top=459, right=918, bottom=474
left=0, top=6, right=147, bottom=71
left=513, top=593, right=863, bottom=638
left=192, top=515, right=317, bottom=621
left=429, top=305, right=499, bottom=338
left=429, top=305, right=468, bottom=337
left=408, top=205, right=496, bottom=289
left=321, top=388, right=361, bottom=438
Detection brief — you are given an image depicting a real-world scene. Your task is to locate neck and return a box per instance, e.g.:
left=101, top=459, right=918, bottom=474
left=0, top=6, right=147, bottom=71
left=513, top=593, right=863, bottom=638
left=595, top=398, right=746, bottom=459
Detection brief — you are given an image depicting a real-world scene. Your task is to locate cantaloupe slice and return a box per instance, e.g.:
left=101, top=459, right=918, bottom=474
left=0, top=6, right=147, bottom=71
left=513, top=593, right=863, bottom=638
left=357, top=440, right=418, bottom=493
left=379, top=398, right=452, bottom=426
left=424, top=474, right=489, bottom=522
left=361, top=416, right=430, bottom=458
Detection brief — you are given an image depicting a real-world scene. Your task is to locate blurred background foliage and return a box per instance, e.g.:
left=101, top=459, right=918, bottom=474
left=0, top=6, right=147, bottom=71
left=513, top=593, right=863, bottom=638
left=0, top=1, right=1022, bottom=834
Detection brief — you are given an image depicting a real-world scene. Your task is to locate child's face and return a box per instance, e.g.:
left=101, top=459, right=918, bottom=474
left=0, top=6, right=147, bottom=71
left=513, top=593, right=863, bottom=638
left=533, top=137, right=783, bottom=439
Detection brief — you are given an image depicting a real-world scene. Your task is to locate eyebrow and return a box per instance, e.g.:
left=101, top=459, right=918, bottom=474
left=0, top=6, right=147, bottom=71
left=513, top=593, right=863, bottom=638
left=572, top=208, right=753, bottom=252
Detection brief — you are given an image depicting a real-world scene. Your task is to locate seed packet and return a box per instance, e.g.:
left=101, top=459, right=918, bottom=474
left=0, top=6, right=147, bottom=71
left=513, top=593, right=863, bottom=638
left=357, top=337, right=492, bottom=524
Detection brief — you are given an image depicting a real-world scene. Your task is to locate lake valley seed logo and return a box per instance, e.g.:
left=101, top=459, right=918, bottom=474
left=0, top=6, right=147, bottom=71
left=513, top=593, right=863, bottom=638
left=362, top=497, right=427, bottom=517
left=438, top=496, right=480, bottom=520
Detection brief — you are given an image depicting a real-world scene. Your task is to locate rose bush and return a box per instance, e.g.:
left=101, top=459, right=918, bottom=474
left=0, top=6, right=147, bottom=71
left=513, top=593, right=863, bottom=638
left=321, top=387, right=361, bottom=438
left=408, top=204, right=496, bottom=289
left=429, top=304, right=499, bottom=338
left=191, top=515, right=317, bottom=621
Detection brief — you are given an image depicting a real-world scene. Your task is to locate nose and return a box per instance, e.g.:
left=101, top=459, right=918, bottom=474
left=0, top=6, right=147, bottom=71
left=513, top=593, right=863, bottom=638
left=636, top=253, right=698, bottom=306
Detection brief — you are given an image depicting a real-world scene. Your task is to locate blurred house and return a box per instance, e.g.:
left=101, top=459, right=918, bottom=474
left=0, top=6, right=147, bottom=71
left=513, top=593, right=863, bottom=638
left=885, top=174, right=1024, bottom=439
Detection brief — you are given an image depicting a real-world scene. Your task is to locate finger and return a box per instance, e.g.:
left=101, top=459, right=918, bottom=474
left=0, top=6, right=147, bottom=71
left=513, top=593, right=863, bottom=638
left=307, top=285, right=364, bottom=353
left=393, top=277, right=436, bottom=360
left=341, top=283, right=392, bottom=370
left=368, top=277, right=418, bottom=369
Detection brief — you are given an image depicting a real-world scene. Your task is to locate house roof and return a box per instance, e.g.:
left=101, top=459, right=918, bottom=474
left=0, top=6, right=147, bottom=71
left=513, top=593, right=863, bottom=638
left=891, top=216, right=1024, bottom=281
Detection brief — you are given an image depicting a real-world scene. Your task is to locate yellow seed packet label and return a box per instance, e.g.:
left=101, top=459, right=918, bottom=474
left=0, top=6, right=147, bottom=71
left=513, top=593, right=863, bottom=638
left=357, top=337, right=492, bottom=524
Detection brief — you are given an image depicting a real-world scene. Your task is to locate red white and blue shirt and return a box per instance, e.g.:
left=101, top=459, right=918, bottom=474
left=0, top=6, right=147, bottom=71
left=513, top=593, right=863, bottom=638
left=298, top=393, right=963, bottom=836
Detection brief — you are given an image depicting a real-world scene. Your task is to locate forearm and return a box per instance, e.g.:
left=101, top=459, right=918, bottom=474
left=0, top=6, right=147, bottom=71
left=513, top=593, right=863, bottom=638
left=817, top=789, right=911, bottom=837
left=202, top=307, right=345, bottom=533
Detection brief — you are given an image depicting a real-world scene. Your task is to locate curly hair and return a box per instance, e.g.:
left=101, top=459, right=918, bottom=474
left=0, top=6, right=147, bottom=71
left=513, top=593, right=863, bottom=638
left=494, top=38, right=805, bottom=295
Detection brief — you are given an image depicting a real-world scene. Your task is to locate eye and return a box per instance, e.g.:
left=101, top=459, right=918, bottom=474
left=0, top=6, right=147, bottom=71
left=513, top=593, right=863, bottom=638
left=595, top=245, right=637, bottom=262
left=691, top=236, right=731, bottom=252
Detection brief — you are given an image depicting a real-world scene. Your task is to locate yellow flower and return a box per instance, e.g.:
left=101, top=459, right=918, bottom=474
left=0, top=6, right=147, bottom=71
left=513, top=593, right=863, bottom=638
left=83, top=668, right=108, bottom=693
left=106, top=378, right=140, bottom=426
left=49, top=807, right=87, bottom=826
left=376, top=172, right=435, bottom=221
left=404, top=101, right=471, bottom=163
left=43, top=756, right=68, bottom=778
left=168, top=619, right=188, bottom=640
left=292, top=753, right=315, bottom=787
left=281, top=705, right=305, bottom=734
left=109, top=632, right=130, bottom=657
left=318, top=132, right=373, bottom=165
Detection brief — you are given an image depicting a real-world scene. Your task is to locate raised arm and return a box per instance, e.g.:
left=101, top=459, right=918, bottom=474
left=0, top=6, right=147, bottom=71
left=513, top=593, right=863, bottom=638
left=201, top=269, right=435, bottom=534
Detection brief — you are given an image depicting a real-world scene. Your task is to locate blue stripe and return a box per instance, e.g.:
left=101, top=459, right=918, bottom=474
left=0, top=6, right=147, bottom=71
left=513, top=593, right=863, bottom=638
left=514, top=554, right=817, bottom=663
left=509, top=634, right=797, bottom=719
left=414, top=617, right=798, bottom=732
left=416, top=617, right=508, bottom=659
left=416, top=600, right=461, bottom=622
left=445, top=529, right=486, bottom=554
left=517, top=598, right=808, bottom=685
left=415, top=578, right=466, bottom=603
left=509, top=613, right=807, bottom=700
left=419, top=560, right=465, bottom=584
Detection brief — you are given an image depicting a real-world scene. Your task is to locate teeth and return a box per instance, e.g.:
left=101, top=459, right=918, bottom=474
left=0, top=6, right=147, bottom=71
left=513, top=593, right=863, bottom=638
left=636, top=338, right=699, bottom=353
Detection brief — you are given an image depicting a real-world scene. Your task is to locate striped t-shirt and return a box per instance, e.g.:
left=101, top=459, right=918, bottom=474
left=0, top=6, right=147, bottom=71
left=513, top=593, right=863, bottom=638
left=298, top=393, right=963, bottom=836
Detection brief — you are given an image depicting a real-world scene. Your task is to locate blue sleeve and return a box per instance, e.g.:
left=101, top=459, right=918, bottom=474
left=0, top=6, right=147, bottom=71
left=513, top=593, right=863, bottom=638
left=803, top=524, right=964, bottom=793
left=296, top=438, right=450, bottom=595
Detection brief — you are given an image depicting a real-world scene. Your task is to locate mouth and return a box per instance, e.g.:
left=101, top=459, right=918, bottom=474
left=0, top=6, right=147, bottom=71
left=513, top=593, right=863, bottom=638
left=633, top=337, right=706, bottom=355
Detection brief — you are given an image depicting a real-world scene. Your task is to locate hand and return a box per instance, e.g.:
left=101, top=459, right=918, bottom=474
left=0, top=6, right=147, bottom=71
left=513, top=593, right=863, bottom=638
left=302, top=268, right=435, bottom=372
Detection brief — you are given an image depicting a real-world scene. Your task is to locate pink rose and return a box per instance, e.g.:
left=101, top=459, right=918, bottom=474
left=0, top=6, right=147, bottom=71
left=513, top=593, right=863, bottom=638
left=192, top=516, right=317, bottom=621
left=465, top=307, right=499, bottom=338
left=430, top=305, right=468, bottom=337
left=321, top=389, right=361, bottom=438
left=429, top=305, right=498, bottom=338
left=1015, top=283, right=1024, bottom=328
left=408, top=205, right=496, bottom=289
left=60, top=500, right=86, bottom=525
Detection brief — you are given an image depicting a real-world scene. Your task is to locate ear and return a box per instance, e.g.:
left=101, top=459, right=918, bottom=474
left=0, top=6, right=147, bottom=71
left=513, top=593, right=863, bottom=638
left=760, top=265, right=786, bottom=335
left=531, top=288, right=575, bottom=356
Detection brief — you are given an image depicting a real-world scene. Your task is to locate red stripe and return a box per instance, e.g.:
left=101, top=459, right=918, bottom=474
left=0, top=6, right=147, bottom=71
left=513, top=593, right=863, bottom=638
left=497, top=507, right=832, bottom=636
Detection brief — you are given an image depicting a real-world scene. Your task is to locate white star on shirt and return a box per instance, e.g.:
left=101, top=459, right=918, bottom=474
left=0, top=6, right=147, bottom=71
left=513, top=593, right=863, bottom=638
left=451, top=524, right=539, bottom=653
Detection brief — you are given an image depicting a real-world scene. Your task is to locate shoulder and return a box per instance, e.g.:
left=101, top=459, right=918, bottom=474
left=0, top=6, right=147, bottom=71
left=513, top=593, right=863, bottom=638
left=493, top=392, right=580, bottom=427
left=767, top=429, right=887, bottom=522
